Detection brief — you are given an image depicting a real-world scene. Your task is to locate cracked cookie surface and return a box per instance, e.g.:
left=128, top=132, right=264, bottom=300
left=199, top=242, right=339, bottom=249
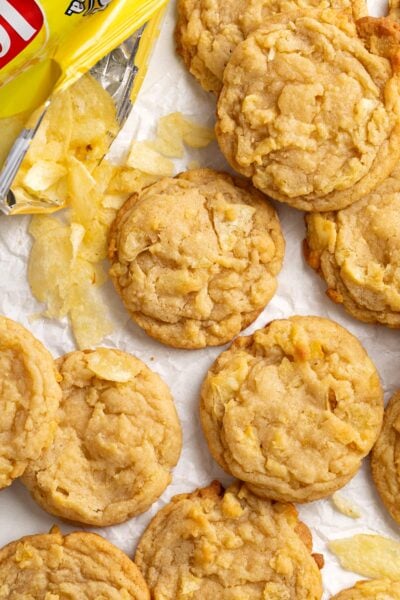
left=216, top=14, right=400, bottom=211
left=108, top=169, right=284, bottom=349
left=371, top=390, right=400, bottom=525
left=22, top=348, right=182, bottom=526
left=0, top=528, right=150, bottom=599
left=331, top=579, right=400, bottom=599
left=176, top=0, right=366, bottom=94
left=135, top=480, right=323, bottom=599
left=0, top=315, right=61, bottom=490
left=200, top=316, right=383, bottom=502
left=304, top=165, right=400, bottom=327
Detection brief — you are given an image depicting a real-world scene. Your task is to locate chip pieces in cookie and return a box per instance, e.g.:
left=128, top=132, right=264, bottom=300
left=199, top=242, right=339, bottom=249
left=108, top=168, right=285, bottom=349
left=0, top=528, right=150, bottom=599
left=200, top=316, right=383, bottom=502
left=135, top=481, right=323, bottom=599
left=22, top=349, right=182, bottom=526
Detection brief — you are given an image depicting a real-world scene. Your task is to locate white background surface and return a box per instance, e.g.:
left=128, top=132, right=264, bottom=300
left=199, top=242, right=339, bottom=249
left=0, top=0, right=398, bottom=597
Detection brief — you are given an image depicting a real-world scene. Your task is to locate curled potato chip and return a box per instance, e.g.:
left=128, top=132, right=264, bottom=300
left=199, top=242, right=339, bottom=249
left=329, top=534, right=400, bottom=580
left=127, top=141, right=174, bottom=176
left=150, top=112, right=215, bottom=159
left=86, top=348, right=141, bottom=382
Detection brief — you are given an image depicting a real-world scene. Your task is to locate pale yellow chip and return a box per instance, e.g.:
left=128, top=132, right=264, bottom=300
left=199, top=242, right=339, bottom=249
left=28, top=220, right=72, bottom=318
left=331, top=493, right=361, bottom=519
left=153, top=112, right=186, bottom=158
left=23, top=161, right=67, bottom=193
left=107, top=166, right=160, bottom=196
left=127, top=141, right=174, bottom=176
left=86, top=348, right=141, bottom=382
left=70, top=223, right=85, bottom=260
left=69, top=283, right=113, bottom=349
left=29, top=215, right=63, bottom=239
left=151, top=112, right=215, bottom=159
left=329, top=534, right=400, bottom=580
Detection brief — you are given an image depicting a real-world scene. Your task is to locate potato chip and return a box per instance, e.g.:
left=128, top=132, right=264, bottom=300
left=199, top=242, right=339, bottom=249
left=153, top=112, right=186, bottom=158
left=127, top=141, right=174, bottom=176
left=329, top=534, right=400, bottom=580
left=28, top=220, right=73, bottom=318
left=70, top=223, right=85, bottom=260
left=86, top=348, right=141, bottom=382
left=331, top=493, right=361, bottom=519
left=29, top=215, right=63, bottom=239
left=178, top=114, right=215, bottom=148
left=23, top=161, right=67, bottom=193
left=107, top=166, right=159, bottom=195
left=12, top=74, right=118, bottom=214
left=151, top=112, right=215, bottom=159
left=69, top=283, right=113, bottom=350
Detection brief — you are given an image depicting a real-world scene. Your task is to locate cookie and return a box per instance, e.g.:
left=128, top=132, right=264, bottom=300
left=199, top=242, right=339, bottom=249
left=22, top=348, right=182, bottom=526
left=135, top=480, right=323, bottom=599
left=0, top=527, right=149, bottom=599
left=108, top=168, right=284, bottom=349
left=216, top=15, right=400, bottom=211
left=371, top=391, right=400, bottom=525
left=0, top=315, right=61, bottom=490
left=331, top=579, right=400, bottom=599
left=200, top=316, right=383, bottom=503
left=176, top=0, right=366, bottom=94
left=304, top=165, right=400, bottom=328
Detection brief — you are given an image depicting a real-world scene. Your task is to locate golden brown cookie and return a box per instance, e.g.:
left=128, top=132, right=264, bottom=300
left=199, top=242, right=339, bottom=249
left=331, top=579, right=400, bottom=599
left=108, top=168, right=284, bottom=349
left=22, top=348, right=182, bottom=526
left=0, top=315, right=61, bottom=490
left=371, top=391, right=400, bottom=525
left=200, top=316, right=383, bottom=503
left=304, top=165, right=400, bottom=328
left=176, top=0, right=366, bottom=94
left=135, top=480, right=323, bottom=599
left=0, top=527, right=150, bottom=599
left=216, top=14, right=400, bottom=211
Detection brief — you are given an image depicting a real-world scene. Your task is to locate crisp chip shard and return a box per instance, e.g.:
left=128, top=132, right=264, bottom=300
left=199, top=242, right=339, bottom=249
left=127, top=141, right=174, bottom=176
left=107, top=166, right=160, bottom=195
left=28, top=220, right=72, bottom=318
left=70, top=223, right=85, bottom=260
left=151, top=112, right=215, bottom=159
left=329, top=534, right=400, bottom=580
left=23, top=161, right=67, bottom=193
left=331, top=493, right=361, bottom=519
left=69, top=283, right=113, bottom=349
left=86, top=349, right=141, bottom=382
left=29, top=215, right=63, bottom=239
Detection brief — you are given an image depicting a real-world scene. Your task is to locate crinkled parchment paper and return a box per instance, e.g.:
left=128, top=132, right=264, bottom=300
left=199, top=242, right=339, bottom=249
left=0, top=1, right=398, bottom=597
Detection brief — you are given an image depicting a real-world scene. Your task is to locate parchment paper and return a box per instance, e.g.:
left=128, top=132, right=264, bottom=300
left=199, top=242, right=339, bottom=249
left=0, top=1, right=398, bottom=597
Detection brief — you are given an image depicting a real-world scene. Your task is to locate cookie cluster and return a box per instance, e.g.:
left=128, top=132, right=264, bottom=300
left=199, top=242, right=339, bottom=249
left=2, top=0, right=400, bottom=598
left=176, top=0, right=400, bottom=330
left=0, top=316, right=182, bottom=527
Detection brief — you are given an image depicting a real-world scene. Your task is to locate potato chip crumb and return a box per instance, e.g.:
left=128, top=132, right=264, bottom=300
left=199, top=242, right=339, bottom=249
left=329, top=534, right=400, bottom=580
left=331, top=492, right=361, bottom=519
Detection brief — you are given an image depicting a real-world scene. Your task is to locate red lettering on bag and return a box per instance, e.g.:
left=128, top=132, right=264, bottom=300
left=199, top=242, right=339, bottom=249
left=0, top=0, right=44, bottom=69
